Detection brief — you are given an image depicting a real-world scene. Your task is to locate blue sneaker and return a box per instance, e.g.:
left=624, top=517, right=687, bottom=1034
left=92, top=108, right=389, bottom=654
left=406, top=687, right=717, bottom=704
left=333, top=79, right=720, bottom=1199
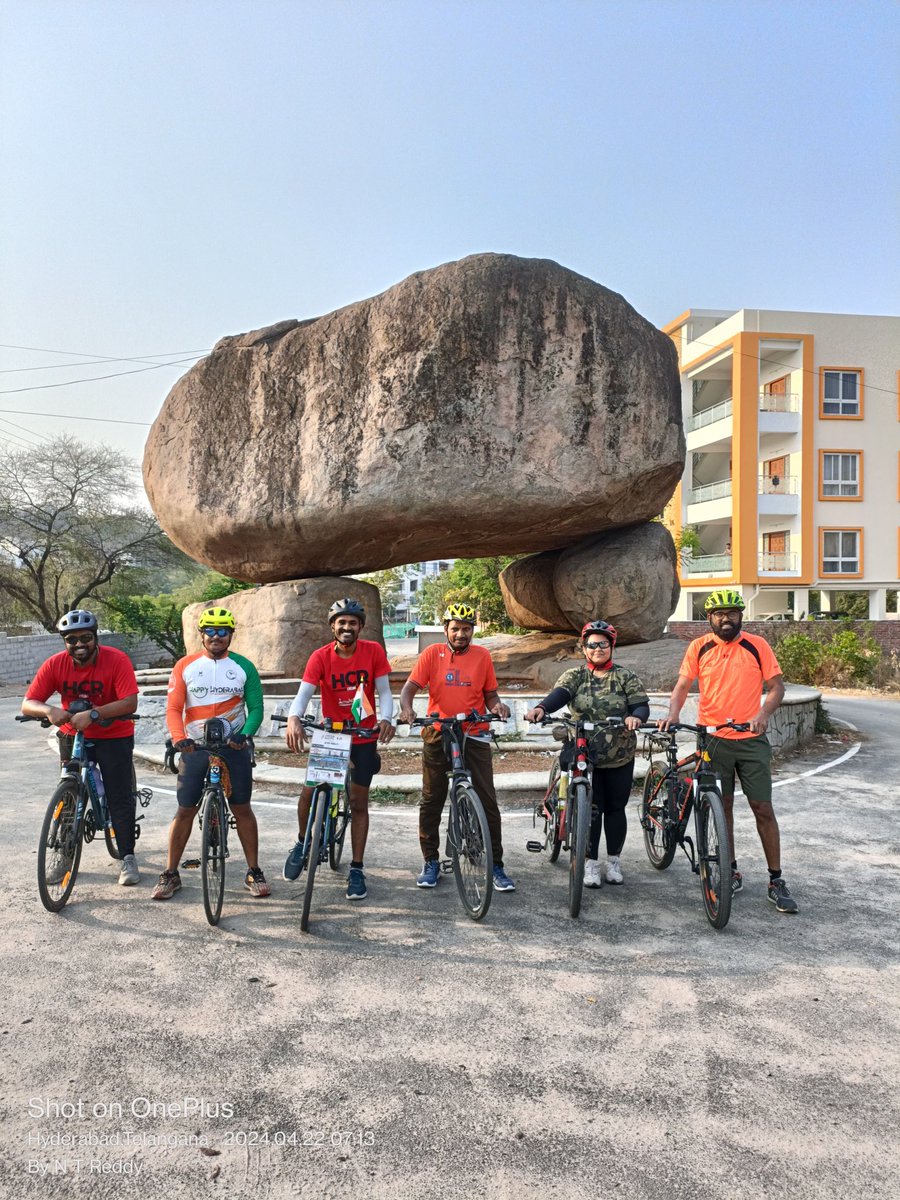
left=416, top=859, right=440, bottom=888
left=492, top=865, right=516, bottom=892
left=346, top=867, right=367, bottom=901
left=282, top=839, right=304, bottom=881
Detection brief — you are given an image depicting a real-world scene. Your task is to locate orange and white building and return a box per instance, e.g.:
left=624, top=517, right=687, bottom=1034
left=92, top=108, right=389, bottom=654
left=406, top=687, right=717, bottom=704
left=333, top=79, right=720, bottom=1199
left=661, top=308, right=900, bottom=620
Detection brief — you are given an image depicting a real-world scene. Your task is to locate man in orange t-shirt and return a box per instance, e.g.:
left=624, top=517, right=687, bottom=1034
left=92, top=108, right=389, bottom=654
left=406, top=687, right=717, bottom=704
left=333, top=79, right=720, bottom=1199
left=661, top=589, right=797, bottom=913
left=398, top=603, right=514, bottom=892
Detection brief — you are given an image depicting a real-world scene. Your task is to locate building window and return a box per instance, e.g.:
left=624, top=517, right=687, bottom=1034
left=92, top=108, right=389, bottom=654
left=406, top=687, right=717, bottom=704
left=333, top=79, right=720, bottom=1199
left=821, top=529, right=860, bottom=575
left=821, top=451, right=861, bottom=498
left=821, top=368, right=862, bottom=417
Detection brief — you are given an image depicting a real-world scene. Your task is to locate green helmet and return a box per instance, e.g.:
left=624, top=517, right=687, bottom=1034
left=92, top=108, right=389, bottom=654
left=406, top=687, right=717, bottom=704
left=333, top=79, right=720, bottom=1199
left=704, top=589, right=745, bottom=612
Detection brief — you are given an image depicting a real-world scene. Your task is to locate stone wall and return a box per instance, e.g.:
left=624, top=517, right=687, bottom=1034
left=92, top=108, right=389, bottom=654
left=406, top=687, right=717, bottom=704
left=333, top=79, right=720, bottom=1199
left=0, top=631, right=173, bottom=687
left=668, top=619, right=900, bottom=655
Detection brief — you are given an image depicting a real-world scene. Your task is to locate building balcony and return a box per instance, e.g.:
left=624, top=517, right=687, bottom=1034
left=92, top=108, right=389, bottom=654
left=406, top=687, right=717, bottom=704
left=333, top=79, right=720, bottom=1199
left=687, top=398, right=733, bottom=432
left=759, top=392, right=799, bottom=413
left=683, top=553, right=732, bottom=576
left=759, top=552, right=799, bottom=574
left=758, top=473, right=800, bottom=516
left=689, top=478, right=732, bottom=504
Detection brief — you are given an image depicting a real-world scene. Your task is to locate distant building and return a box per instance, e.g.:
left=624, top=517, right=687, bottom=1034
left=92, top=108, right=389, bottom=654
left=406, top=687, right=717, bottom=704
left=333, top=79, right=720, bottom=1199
left=662, top=308, right=900, bottom=619
left=395, top=560, right=455, bottom=623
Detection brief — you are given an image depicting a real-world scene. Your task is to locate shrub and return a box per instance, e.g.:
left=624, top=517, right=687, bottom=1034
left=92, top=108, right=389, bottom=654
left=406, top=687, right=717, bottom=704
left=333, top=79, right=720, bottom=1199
left=774, top=628, right=881, bottom=687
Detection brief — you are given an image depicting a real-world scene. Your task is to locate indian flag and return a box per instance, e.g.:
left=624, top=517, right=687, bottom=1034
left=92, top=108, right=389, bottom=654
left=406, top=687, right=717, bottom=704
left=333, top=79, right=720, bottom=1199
left=350, top=682, right=375, bottom=724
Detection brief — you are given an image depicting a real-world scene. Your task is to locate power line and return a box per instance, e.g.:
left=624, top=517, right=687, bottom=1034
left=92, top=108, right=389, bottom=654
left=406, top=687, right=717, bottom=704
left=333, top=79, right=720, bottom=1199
left=0, top=407, right=151, bottom=427
left=0, top=349, right=212, bottom=374
left=0, top=356, right=203, bottom=395
left=0, top=342, right=210, bottom=361
left=0, top=416, right=48, bottom=445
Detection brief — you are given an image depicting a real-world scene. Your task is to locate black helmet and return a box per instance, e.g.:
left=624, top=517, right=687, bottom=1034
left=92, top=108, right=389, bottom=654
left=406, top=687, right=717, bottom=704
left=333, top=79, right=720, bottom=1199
left=328, top=597, right=366, bottom=625
left=57, top=609, right=99, bottom=635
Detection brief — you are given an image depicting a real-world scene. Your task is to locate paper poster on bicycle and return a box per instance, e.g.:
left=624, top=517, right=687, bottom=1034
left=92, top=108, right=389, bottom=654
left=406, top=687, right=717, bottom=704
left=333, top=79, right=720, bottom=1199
left=305, top=728, right=352, bottom=786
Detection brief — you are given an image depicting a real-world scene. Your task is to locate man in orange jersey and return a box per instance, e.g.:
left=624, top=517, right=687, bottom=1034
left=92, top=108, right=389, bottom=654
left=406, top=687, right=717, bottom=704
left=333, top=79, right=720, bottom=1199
left=660, top=589, right=797, bottom=913
left=153, top=606, right=270, bottom=901
left=398, top=602, right=514, bottom=893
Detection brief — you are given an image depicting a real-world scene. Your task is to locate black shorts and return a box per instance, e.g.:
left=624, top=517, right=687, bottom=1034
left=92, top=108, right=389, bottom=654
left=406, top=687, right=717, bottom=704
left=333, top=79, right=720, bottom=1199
left=349, top=740, right=382, bottom=789
left=176, top=745, right=253, bottom=808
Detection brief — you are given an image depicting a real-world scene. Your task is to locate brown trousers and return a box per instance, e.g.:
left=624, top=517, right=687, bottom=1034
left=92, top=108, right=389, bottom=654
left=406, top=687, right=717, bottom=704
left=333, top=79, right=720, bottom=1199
left=419, top=736, right=504, bottom=866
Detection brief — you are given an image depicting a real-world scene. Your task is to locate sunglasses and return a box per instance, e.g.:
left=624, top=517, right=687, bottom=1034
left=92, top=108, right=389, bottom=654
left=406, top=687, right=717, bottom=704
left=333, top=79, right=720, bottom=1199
left=201, top=627, right=232, bottom=638
left=64, top=634, right=95, bottom=646
left=584, top=640, right=611, bottom=651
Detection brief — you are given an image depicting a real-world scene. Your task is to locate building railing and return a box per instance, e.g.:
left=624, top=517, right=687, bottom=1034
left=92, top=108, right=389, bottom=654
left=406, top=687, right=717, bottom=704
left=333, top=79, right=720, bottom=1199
left=689, top=478, right=732, bottom=504
left=683, top=553, right=732, bottom=574
left=759, top=552, right=798, bottom=572
left=758, top=473, right=798, bottom=495
left=686, top=398, right=733, bottom=432
left=759, top=392, right=799, bottom=413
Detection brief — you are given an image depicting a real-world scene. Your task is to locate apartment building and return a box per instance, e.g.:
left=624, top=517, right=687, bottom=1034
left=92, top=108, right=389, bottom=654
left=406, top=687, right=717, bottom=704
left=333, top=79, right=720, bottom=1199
left=661, top=308, right=900, bottom=620
left=394, top=559, right=455, bottom=623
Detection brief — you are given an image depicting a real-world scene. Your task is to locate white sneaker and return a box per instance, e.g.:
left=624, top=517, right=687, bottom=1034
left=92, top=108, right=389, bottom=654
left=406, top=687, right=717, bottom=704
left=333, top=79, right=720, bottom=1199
left=118, top=854, right=140, bottom=886
left=605, top=856, right=624, bottom=885
left=584, top=859, right=603, bottom=889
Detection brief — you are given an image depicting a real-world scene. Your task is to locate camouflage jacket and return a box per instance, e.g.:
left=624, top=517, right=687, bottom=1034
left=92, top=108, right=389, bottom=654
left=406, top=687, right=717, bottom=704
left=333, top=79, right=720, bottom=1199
left=553, top=663, right=650, bottom=769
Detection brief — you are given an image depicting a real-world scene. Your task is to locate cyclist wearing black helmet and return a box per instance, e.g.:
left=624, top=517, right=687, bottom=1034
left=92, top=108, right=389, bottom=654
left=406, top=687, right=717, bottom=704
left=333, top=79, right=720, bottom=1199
left=22, top=609, right=141, bottom=887
left=526, top=619, right=650, bottom=887
left=398, top=602, right=515, bottom=893
left=283, top=598, right=395, bottom=901
left=660, top=589, right=796, bottom=914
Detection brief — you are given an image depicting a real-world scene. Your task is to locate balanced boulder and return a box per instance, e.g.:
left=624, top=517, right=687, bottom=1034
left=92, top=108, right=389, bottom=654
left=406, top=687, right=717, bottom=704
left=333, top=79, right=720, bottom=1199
left=144, top=254, right=683, bottom=581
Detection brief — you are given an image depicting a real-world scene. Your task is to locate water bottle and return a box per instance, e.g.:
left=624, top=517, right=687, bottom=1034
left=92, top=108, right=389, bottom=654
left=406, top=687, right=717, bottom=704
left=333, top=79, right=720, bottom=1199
left=90, top=763, right=105, bottom=798
left=558, top=770, right=569, bottom=802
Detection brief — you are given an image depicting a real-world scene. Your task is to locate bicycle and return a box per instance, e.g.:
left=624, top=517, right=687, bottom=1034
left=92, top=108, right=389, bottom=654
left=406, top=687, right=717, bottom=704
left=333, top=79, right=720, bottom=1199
left=164, top=718, right=255, bottom=927
left=526, top=715, right=626, bottom=919
left=404, top=711, right=506, bottom=922
left=637, top=721, right=751, bottom=930
left=17, top=701, right=151, bottom=913
left=271, top=714, right=362, bottom=933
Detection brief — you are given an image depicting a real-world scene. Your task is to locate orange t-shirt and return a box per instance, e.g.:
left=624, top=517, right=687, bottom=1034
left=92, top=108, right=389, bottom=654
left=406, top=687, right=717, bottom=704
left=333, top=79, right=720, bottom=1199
left=410, top=642, right=498, bottom=736
left=678, top=632, right=782, bottom=739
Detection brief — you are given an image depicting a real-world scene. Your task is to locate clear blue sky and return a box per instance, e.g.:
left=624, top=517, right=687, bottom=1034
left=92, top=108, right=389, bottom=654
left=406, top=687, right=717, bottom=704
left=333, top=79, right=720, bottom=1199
left=1, top=0, right=897, bottom=463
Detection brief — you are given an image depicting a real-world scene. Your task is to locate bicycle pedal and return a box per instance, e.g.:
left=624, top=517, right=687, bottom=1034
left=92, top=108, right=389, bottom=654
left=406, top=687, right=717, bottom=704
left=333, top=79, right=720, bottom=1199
left=525, top=840, right=544, bottom=853
left=181, top=858, right=200, bottom=869
left=439, top=860, right=453, bottom=874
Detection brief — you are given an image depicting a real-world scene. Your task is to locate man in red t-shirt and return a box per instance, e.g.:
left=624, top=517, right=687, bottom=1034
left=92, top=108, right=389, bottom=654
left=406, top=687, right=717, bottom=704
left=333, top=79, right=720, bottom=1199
left=22, top=609, right=140, bottom=887
left=398, top=602, right=515, bottom=893
left=282, top=598, right=395, bottom=900
left=661, top=589, right=797, bottom=914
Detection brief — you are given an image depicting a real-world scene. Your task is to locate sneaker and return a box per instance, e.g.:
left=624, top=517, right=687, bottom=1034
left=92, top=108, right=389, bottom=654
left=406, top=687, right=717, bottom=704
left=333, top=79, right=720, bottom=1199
left=416, top=859, right=441, bottom=888
left=118, top=854, right=140, bottom=886
left=584, top=859, right=603, bottom=889
left=767, top=877, right=799, bottom=914
left=45, top=857, right=73, bottom=887
left=605, top=856, right=624, bottom=885
left=283, top=838, right=305, bottom=881
left=731, top=870, right=743, bottom=895
left=151, top=869, right=182, bottom=900
left=346, top=867, right=367, bottom=900
left=244, top=867, right=271, bottom=897
left=492, top=865, right=516, bottom=892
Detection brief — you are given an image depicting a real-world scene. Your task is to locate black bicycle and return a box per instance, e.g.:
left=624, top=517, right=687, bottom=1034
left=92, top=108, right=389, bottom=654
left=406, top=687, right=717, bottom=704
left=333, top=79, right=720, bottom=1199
left=638, top=722, right=750, bottom=930
left=405, top=711, right=506, bottom=921
left=271, top=714, right=362, bottom=932
left=165, top=718, right=254, bottom=927
left=18, top=701, right=151, bottom=913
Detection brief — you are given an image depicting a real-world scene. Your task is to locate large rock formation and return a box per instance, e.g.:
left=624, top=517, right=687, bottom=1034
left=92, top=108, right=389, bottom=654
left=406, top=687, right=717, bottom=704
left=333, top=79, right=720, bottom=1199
left=499, top=523, right=680, bottom=643
left=144, top=254, right=683, bottom=582
left=183, top=579, right=382, bottom=677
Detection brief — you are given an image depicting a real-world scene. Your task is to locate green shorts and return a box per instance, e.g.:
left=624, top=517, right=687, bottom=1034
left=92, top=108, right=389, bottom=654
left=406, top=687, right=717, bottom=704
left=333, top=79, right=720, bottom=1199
left=705, top=735, right=772, bottom=805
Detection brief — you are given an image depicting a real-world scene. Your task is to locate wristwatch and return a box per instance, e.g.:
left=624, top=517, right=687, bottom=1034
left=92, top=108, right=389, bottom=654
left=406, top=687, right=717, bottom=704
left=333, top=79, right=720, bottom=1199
left=89, top=708, right=101, bottom=722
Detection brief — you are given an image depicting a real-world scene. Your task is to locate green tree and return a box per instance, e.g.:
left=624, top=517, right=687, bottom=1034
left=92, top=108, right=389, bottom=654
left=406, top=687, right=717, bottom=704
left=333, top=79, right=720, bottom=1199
left=418, top=556, right=520, bottom=630
left=0, top=436, right=183, bottom=632
left=360, top=567, right=404, bottom=620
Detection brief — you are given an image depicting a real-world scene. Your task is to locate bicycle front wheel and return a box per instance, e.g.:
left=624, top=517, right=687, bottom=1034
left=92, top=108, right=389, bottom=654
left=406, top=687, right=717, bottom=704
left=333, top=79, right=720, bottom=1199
left=329, top=791, right=349, bottom=871
left=301, top=787, right=328, bottom=932
left=567, top=780, right=590, bottom=919
left=640, top=767, right=678, bottom=870
left=695, top=789, right=732, bottom=930
left=450, top=785, right=493, bottom=921
left=201, top=787, right=227, bottom=926
left=37, top=779, right=85, bottom=912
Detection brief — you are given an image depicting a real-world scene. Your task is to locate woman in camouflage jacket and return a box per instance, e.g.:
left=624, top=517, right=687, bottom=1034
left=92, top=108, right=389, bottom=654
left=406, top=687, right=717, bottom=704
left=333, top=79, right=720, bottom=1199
left=525, top=620, right=649, bottom=888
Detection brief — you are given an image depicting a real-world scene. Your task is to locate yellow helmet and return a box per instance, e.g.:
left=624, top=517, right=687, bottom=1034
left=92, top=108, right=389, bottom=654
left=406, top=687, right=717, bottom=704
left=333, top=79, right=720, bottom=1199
left=704, top=589, right=745, bottom=612
left=198, top=606, right=236, bottom=630
left=443, top=602, right=476, bottom=624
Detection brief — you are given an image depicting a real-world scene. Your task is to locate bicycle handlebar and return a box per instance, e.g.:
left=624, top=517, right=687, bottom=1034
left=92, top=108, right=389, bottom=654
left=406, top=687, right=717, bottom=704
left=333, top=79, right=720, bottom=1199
left=526, top=714, right=626, bottom=729
left=16, top=713, right=145, bottom=729
left=400, top=711, right=507, bottom=729
left=640, top=721, right=752, bottom=739
left=270, top=713, right=372, bottom=737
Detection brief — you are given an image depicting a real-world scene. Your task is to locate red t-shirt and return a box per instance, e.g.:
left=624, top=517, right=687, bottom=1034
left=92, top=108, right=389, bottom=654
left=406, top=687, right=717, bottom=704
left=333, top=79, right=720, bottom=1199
left=410, top=642, right=498, bottom=736
left=302, top=640, right=391, bottom=743
left=26, top=646, right=138, bottom=739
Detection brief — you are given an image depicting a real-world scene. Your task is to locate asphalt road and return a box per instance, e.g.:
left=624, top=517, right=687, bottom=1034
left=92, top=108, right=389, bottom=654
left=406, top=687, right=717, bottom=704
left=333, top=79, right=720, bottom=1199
left=0, top=693, right=897, bottom=1199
